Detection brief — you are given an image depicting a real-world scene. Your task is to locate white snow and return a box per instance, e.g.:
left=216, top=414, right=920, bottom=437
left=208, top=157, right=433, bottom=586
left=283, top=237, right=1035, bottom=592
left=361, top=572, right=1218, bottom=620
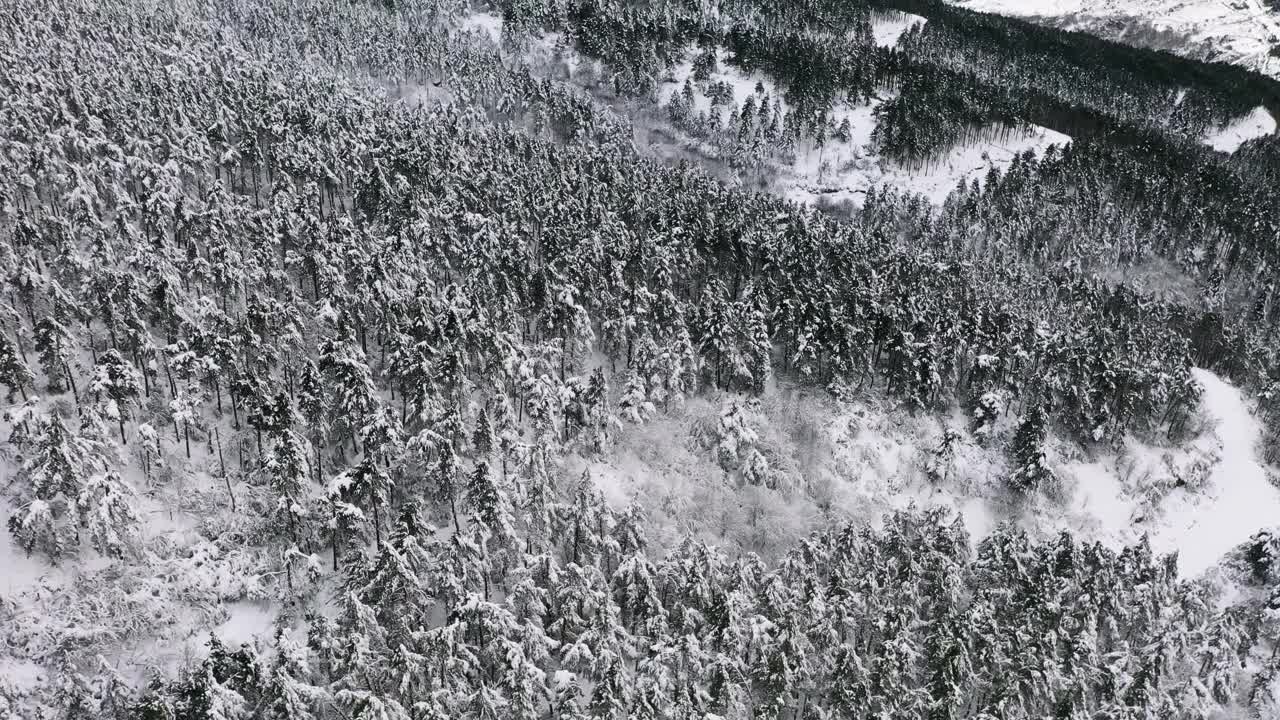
left=1203, top=105, right=1277, bottom=153
left=655, top=43, right=1071, bottom=207
left=461, top=11, right=502, bottom=43
left=1062, top=370, right=1280, bottom=576
left=949, top=0, right=1280, bottom=78
left=872, top=11, right=928, bottom=48
left=1146, top=370, right=1280, bottom=574
left=585, top=369, right=1280, bottom=577
left=785, top=118, right=1072, bottom=206
left=213, top=601, right=278, bottom=648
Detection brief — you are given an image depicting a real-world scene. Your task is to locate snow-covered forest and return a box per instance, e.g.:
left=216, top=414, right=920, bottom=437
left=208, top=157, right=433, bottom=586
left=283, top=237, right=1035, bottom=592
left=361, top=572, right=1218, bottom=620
left=2, top=0, right=1280, bottom=717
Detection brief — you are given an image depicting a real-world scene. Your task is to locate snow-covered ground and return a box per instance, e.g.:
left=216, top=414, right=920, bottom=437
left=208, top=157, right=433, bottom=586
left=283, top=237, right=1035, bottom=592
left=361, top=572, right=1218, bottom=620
left=872, top=11, right=928, bottom=48
left=656, top=46, right=1072, bottom=207
left=588, top=370, right=1280, bottom=577
left=469, top=13, right=1066, bottom=208
left=1048, top=370, right=1280, bottom=576
left=950, top=0, right=1280, bottom=78
left=460, top=10, right=502, bottom=43
left=785, top=120, right=1071, bottom=206
left=1132, top=370, right=1280, bottom=574
left=1203, top=105, right=1277, bottom=152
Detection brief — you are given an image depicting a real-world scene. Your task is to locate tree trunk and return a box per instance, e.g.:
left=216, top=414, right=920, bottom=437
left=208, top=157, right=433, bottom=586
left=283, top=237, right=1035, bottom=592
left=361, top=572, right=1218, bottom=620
left=216, top=427, right=234, bottom=512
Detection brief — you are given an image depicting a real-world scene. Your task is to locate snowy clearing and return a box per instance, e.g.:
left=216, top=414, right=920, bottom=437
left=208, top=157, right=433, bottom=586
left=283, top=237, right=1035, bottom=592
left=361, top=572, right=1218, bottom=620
left=657, top=46, right=1074, bottom=207
left=872, top=11, right=928, bottom=48
left=1146, top=370, right=1280, bottom=574
left=1203, top=105, right=1277, bottom=153
left=834, top=368, right=1280, bottom=577
left=1062, top=369, right=1280, bottom=576
left=460, top=11, right=502, bottom=43
left=585, top=370, right=1280, bottom=577
left=785, top=119, right=1072, bottom=206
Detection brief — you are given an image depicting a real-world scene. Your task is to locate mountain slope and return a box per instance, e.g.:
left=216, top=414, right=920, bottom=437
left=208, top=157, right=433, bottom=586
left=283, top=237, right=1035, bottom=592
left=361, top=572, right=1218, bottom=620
left=950, top=0, right=1280, bottom=77
left=4, top=0, right=1280, bottom=717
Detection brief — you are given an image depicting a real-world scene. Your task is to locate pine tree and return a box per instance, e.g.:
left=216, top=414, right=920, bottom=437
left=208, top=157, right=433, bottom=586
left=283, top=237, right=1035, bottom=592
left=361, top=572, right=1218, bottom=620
left=325, top=469, right=370, bottom=570
left=33, top=315, right=75, bottom=396
left=716, top=400, right=759, bottom=477
left=8, top=412, right=107, bottom=559
left=353, top=506, right=436, bottom=643
left=90, top=349, right=143, bottom=442
left=266, top=429, right=310, bottom=542
left=582, top=367, right=612, bottom=451
left=129, top=673, right=176, bottom=720
left=8, top=497, right=67, bottom=560
left=926, top=428, right=962, bottom=484
left=318, top=337, right=380, bottom=452
left=587, top=658, right=631, bottom=720
left=1008, top=403, right=1052, bottom=493
left=971, top=391, right=1002, bottom=443
left=297, top=360, right=326, bottom=430
left=349, top=458, right=394, bottom=547
left=472, top=405, right=493, bottom=456
left=692, top=47, right=718, bottom=82
left=75, top=471, right=140, bottom=558
left=741, top=446, right=771, bottom=487
left=0, top=331, right=33, bottom=401
left=297, top=359, right=327, bottom=485
left=333, top=689, right=411, bottom=720
left=432, top=443, right=462, bottom=534
left=174, top=636, right=260, bottom=720
left=260, top=632, right=328, bottom=720
left=466, top=460, right=514, bottom=543
left=618, top=369, right=653, bottom=424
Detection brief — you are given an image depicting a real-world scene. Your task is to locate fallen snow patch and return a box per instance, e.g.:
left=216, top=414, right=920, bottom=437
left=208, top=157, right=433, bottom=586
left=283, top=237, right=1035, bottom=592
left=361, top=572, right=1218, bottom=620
left=785, top=120, right=1072, bottom=206
left=214, top=601, right=278, bottom=648
left=1203, top=105, right=1277, bottom=153
left=1062, top=369, right=1280, bottom=576
left=651, top=44, right=1071, bottom=207
left=461, top=11, right=503, bottom=43
left=1148, top=370, right=1280, bottom=574
left=872, top=11, right=928, bottom=48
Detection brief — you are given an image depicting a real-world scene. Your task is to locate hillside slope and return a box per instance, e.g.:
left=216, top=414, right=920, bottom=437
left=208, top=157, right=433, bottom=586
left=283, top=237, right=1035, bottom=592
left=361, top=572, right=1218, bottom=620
left=4, top=0, right=1280, bottom=717
left=951, top=0, right=1280, bottom=77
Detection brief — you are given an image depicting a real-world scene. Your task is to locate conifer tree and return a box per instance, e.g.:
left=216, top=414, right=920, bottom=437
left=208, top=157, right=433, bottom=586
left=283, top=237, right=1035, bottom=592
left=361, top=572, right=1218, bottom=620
left=926, top=428, right=962, bottom=484
left=618, top=369, right=653, bottom=424
left=472, top=405, right=493, bottom=457
left=1009, top=403, right=1052, bottom=493
left=260, top=633, right=328, bottom=720
left=0, top=331, right=33, bottom=401
left=266, top=428, right=310, bottom=543
left=33, top=316, right=75, bottom=396
left=8, top=412, right=109, bottom=559
left=90, top=349, right=143, bottom=442
left=75, top=471, right=140, bottom=558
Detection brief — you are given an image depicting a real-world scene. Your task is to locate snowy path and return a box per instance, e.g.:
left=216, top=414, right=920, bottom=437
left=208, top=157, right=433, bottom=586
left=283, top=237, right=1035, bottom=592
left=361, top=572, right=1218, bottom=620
left=1148, top=370, right=1280, bottom=575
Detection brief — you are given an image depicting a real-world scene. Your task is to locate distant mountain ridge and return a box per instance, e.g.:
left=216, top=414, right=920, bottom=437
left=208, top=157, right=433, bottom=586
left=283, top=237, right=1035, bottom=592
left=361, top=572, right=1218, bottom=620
left=951, top=0, right=1280, bottom=78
